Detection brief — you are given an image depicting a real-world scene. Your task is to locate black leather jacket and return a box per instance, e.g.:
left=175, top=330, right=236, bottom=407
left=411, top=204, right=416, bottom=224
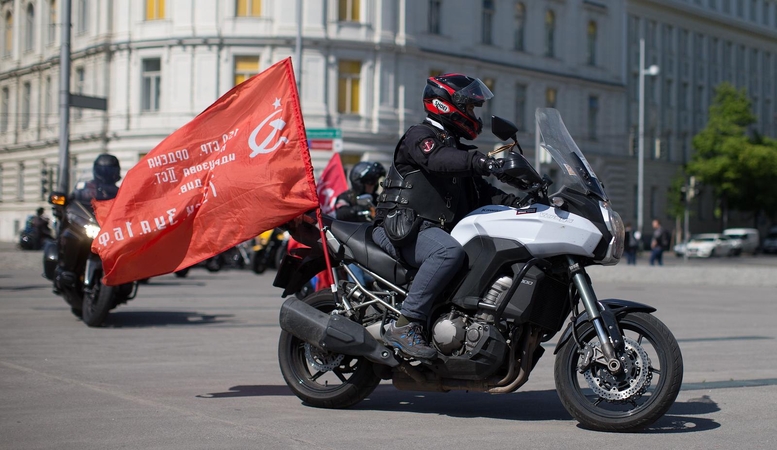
left=377, top=119, right=518, bottom=231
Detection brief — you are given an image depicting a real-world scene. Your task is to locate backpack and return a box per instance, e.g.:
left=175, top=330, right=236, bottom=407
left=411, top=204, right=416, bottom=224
left=628, top=231, right=638, bottom=249
left=660, top=229, right=671, bottom=249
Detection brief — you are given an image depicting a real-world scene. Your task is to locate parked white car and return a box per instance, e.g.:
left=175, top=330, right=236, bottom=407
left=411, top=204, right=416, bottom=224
left=684, top=233, right=736, bottom=258
left=723, top=228, right=760, bottom=255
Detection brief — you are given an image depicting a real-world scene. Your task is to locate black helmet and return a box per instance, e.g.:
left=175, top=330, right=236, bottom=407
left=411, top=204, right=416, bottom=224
left=93, top=153, right=121, bottom=184
left=350, top=161, right=386, bottom=194
left=423, top=73, right=493, bottom=140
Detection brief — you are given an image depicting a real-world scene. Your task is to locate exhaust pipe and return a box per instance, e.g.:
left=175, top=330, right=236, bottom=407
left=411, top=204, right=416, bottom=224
left=279, top=297, right=399, bottom=367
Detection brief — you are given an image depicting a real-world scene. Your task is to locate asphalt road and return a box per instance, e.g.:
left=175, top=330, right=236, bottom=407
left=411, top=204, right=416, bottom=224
left=2, top=249, right=777, bottom=449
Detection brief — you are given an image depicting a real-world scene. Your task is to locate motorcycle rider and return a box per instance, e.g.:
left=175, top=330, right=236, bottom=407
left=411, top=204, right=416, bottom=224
left=373, top=73, right=522, bottom=359
left=335, top=161, right=386, bottom=222
left=335, top=161, right=386, bottom=285
left=56, top=154, right=122, bottom=290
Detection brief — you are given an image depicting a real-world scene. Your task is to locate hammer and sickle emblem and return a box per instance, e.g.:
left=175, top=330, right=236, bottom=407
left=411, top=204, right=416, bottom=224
left=248, top=109, right=289, bottom=158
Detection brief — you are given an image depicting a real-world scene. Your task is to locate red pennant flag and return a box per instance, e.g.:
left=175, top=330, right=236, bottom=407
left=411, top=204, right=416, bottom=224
left=316, top=153, right=348, bottom=216
left=92, top=58, right=318, bottom=285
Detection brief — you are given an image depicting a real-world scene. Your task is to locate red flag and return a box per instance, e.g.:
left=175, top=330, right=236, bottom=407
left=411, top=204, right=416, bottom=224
left=92, top=58, right=318, bottom=285
left=316, top=153, right=348, bottom=216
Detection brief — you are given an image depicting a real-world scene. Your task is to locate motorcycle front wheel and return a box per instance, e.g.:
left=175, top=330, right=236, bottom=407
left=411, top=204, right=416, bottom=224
left=554, top=312, right=683, bottom=432
left=277, top=290, right=381, bottom=408
left=82, top=279, right=115, bottom=327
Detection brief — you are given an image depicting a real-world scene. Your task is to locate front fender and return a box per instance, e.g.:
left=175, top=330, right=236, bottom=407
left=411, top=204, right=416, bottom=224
left=553, top=299, right=656, bottom=355
left=83, top=254, right=103, bottom=289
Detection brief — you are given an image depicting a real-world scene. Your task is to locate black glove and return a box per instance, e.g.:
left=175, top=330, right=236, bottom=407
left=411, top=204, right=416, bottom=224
left=472, top=153, right=498, bottom=177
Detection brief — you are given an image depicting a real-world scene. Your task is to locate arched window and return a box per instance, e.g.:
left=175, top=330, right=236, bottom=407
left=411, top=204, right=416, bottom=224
left=514, top=2, right=525, bottom=51
left=587, top=21, right=597, bottom=66
left=3, top=12, right=13, bottom=58
left=545, top=10, right=555, bottom=57
left=25, top=4, right=35, bottom=52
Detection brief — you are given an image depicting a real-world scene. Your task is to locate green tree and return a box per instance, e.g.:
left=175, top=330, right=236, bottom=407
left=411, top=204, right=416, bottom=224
left=687, top=82, right=777, bottom=227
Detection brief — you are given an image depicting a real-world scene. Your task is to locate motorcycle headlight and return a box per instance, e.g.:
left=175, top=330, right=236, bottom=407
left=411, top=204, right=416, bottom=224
left=597, top=201, right=624, bottom=265
left=84, top=224, right=101, bottom=239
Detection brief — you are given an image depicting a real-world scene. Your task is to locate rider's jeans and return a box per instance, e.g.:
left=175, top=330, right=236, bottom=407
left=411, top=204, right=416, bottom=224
left=372, top=225, right=465, bottom=324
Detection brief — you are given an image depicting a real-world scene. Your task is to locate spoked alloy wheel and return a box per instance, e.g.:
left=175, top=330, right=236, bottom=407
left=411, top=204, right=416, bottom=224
left=277, top=290, right=381, bottom=408
left=554, top=312, right=683, bottom=432
left=82, top=279, right=115, bottom=327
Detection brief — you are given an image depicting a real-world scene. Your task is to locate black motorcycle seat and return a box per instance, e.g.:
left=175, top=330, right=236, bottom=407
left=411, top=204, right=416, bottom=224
left=329, top=221, right=412, bottom=285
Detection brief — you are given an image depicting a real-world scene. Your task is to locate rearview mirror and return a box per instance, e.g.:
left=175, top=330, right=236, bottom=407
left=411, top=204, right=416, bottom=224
left=356, top=194, right=374, bottom=207
left=491, top=116, right=519, bottom=142
left=48, top=191, right=68, bottom=206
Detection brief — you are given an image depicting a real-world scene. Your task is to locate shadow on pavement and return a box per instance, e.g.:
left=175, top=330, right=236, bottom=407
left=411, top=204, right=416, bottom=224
left=104, top=311, right=235, bottom=327
left=196, top=385, right=294, bottom=398
left=194, top=384, right=720, bottom=432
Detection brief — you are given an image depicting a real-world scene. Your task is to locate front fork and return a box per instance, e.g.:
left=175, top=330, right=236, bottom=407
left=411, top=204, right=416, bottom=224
left=568, top=256, right=625, bottom=374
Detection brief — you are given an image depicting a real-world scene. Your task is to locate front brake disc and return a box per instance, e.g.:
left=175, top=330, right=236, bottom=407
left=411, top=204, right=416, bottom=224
left=582, top=336, right=652, bottom=402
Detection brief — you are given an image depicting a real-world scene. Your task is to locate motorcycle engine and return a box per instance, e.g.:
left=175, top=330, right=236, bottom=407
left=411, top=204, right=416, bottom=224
left=431, top=276, right=514, bottom=356
left=432, top=311, right=474, bottom=355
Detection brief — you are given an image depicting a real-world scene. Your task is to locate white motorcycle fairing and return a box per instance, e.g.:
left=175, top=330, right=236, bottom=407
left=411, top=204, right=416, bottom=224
left=451, top=205, right=603, bottom=259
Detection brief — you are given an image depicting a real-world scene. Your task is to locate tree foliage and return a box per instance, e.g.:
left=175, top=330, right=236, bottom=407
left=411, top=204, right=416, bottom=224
left=687, top=82, right=777, bottom=220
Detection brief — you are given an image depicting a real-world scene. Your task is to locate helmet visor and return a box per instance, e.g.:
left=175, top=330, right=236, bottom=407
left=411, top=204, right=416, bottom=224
left=452, top=79, right=494, bottom=107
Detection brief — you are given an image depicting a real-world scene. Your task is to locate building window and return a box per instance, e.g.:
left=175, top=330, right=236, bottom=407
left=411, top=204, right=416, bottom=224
left=546, top=87, right=557, bottom=108
left=77, top=0, right=88, bottom=34
left=515, top=83, right=527, bottom=130
left=736, top=0, right=744, bottom=18
left=25, top=4, right=34, bottom=52
left=48, top=0, right=57, bottom=45
left=338, top=0, right=360, bottom=22
left=588, top=96, right=599, bottom=140
left=1, top=87, right=9, bottom=133
left=21, top=82, right=31, bottom=130
left=544, top=10, right=555, bottom=58
left=145, top=0, right=165, bottom=20
left=482, top=0, right=494, bottom=45
left=236, top=0, right=261, bottom=17
left=763, top=0, right=770, bottom=25
left=234, top=56, right=259, bottom=85
left=142, top=58, right=161, bottom=112
left=749, top=0, right=756, bottom=21
left=587, top=21, right=597, bottom=66
left=73, top=67, right=84, bottom=120
left=514, top=2, right=525, bottom=51
left=337, top=60, right=361, bottom=114
left=428, top=0, right=441, bottom=34
left=3, top=12, right=12, bottom=58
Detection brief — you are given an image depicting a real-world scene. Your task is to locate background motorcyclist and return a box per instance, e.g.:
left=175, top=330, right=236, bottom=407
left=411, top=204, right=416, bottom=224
left=56, top=154, right=122, bottom=290
left=334, top=161, right=386, bottom=222
left=334, top=161, right=386, bottom=286
left=372, top=73, right=523, bottom=359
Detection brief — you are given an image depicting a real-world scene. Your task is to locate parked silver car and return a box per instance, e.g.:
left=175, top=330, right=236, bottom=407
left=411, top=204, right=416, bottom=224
left=684, top=233, right=736, bottom=258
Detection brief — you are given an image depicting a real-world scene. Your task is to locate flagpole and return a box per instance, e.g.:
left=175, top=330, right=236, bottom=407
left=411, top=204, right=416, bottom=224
left=315, top=208, right=337, bottom=292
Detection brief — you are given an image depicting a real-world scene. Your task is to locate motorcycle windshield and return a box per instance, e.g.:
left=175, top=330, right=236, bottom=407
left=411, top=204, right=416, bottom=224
left=536, top=108, right=608, bottom=201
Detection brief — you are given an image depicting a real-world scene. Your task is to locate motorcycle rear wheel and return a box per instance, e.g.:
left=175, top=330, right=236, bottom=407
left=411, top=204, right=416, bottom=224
left=554, top=312, right=683, bottom=432
left=82, top=280, right=115, bottom=327
left=277, top=290, right=381, bottom=408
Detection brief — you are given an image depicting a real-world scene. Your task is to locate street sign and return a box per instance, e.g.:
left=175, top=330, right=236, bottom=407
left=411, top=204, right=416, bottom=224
left=306, top=128, right=342, bottom=139
left=70, top=94, right=108, bottom=111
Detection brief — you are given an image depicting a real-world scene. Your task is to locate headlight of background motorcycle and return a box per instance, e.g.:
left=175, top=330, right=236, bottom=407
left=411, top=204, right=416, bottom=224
left=598, top=201, right=625, bottom=265
left=84, top=224, right=101, bottom=239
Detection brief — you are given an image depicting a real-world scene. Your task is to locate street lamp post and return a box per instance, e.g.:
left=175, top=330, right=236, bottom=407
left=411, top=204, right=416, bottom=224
left=637, top=38, right=660, bottom=239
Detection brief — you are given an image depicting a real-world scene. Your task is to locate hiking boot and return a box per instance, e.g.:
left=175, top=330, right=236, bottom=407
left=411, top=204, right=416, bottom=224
left=383, top=321, right=437, bottom=360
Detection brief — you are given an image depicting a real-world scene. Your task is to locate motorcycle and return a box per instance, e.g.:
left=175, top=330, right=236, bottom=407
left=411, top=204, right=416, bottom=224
left=252, top=228, right=288, bottom=274
left=272, top=108, right=683, bottom=432
left=42, top=191, right=138, bottom=327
